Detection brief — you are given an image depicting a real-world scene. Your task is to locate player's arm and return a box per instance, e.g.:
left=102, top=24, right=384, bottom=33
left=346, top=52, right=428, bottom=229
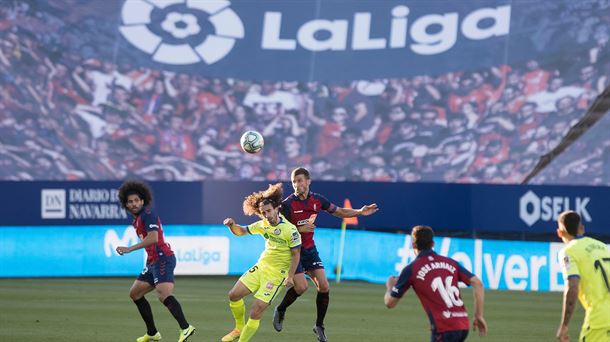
left=332, top=203, right=379, bottom=218
left=285, top=246, right=301, bottom=288
left=384, top=265, right=412, bottom=308
left=384, top=276, right=401, bottom=308
left=223, top=218, right=248, bottom=236
left=469, top=276, right=488, bottom=336
left=556, top=250, right=580, bottom=342
left=557, top=277, right=579, bottom=341
left=116, top=231, right=158, bottom=255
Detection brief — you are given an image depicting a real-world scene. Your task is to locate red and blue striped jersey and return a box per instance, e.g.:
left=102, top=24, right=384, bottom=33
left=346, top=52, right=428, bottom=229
left=133, top=207, right=174, bottom=264
left=390, top=250, right=473, bottom=333
left=280, top=192, right=337, bottom=249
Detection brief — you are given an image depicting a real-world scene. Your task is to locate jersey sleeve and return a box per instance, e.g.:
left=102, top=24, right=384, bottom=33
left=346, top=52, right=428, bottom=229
left=390, top=264, right=413, bottom=298
left=559, top=248, right=580, bottom=280
left=317, top=193, right=337, bottom=214
left=287, top=224, right=301, bottom=249
left=456, top=262, right=474, bottom=285
left=280, top=200, right=291, bottom=222
left=246, top=220, right=265, bottom=235
left=142, top=210, right=160, bottom=232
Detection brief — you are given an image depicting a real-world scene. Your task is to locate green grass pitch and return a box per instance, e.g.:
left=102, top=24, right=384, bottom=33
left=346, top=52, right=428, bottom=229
left=0, top=277, right=583, bottom=341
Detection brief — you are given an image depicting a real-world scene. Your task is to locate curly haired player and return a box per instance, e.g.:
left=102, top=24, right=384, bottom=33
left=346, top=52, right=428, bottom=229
left=221, top=183, right=301, bottom=342
left=116, top=180, right=195, bottom=342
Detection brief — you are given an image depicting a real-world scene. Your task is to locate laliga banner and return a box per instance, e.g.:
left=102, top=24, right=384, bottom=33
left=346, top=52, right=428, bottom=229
left=2, top=225, right=608, bottom=291
left=102, top=0, right=573, bottom=79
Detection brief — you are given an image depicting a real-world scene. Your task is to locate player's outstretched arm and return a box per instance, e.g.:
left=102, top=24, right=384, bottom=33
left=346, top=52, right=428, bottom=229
left=223, top=218, right=248, bottom=236
left=470, top=276, right=488, bottom=337
left=333, top=203, right=379, bottom=218
left=116, top=231, right=158, bottom=255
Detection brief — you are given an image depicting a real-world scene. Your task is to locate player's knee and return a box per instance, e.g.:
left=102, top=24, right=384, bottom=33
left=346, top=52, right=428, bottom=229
left=157, top=292, right=169, bottom=302
left=317, top=281, right=330, bottom=293
left=129, top=288, right=143, bottom=300
left=228, top=290, right=241, bottom=302
left=249, top=306, right=265, bottom=320
left=295, top=281, right=308, bottom=294
left=156, top=291, right=170, bottom=302
left=129, top=291, right=141, bottom=301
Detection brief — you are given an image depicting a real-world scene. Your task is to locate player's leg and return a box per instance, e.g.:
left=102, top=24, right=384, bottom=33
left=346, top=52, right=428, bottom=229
left=223, top=268, right=257, bottom=342
left=273, top=264, right=307, bottom=332
left=308, top=267, right=330, bottom=342
left=152, top=256, right=195, bottom=342
left=238, top=298, right=270, bottom=342
left=241, top=271, right=282, bottom=342
left=131, top=266, right=161, bottom=342
left=226, top=280, right=252, bottom=335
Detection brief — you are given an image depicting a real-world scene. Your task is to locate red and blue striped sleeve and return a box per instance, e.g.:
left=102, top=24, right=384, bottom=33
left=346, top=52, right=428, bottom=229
left=456, top=262, right=474, bottom=285
left=390, top=264, right=413, bottom=298
left=315, top=193, right=336, bottom=213
left=280, top=197, right=292, bottom=221
left=141, top=209, right=160, bottom=232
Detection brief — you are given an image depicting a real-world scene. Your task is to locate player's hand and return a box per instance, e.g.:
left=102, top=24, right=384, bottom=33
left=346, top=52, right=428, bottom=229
left=360, top=203, right=379, bottom=216
left=284, top=277, right=294, bottom=288
left=223, top=218, right=235, bottom=227
left=116, top=246, right=130, bottom=256
left=385, top=276, right=398, bottom=289
left=298, top=222, right=315, bottom=233
left=473, top=315, right=487, bottom=336
left=556, top=325, right=569, bottom=342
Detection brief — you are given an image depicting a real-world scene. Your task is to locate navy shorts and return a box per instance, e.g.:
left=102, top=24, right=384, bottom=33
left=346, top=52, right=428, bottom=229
left=137, top=255, right=176, bottom=286
left=296, top=246, right=324, bottom=274
left=431, top=330, right=468, bottom=342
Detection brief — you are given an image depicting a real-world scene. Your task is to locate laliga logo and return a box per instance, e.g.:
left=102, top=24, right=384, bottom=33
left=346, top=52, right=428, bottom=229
left=519, top=190, right=591, bottom=227
left=119, top=0, right=244, bottom=65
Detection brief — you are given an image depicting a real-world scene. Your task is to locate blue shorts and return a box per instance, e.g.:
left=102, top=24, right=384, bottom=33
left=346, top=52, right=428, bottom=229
left=296, top=246, right=324, bottom=274
left=431, top=330, right=468, bottom=342
left=137, top=255, right=176, bottom=286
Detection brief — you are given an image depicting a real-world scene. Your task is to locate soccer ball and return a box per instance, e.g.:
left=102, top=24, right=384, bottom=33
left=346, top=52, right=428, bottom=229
left=240, top=130, right=264, bottom=154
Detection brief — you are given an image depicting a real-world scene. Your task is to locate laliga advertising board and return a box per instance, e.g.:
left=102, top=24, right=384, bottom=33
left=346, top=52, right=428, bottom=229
left=111, top=0, right=525, bottom=80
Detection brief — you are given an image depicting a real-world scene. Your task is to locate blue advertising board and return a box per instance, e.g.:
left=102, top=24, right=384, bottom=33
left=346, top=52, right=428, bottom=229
left=1, top=181, right=609, bottom=236
left=3, top=225, right=608, bottom=291
left=205, top=181, right=610, bottom=237
left=0, top=181, right=203, bottom=226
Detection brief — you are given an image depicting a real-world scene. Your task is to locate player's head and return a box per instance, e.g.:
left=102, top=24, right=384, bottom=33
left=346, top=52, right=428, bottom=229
left=243, top=183, right=284, bottom=225
left=557, top=211, right=584, bottom=240
left=411, top=225, right=435, bottom=253
left=291, top=167, right=311, bottom=196
left=118, top=180, right=153, bottom=216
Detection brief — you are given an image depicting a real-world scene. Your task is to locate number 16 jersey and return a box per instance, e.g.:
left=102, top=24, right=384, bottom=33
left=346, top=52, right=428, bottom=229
left=390, top=250, right=474, bottom=333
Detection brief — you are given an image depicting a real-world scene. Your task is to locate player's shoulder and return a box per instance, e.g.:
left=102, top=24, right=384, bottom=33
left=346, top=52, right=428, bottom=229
left=279, top=215, right=297, bottom=229
left=584, top=236, right=608, bottom=248
left=309, top=191, right=327, bottom=199
left=250, top=218, right=264, bottom=228
left=413, top=252, right=457, bottom=267
left=282, top=193, right=297, bottom=205
left=140, top=207, right=158, bottom=218
left=574, top=237, right=609, bottom=255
